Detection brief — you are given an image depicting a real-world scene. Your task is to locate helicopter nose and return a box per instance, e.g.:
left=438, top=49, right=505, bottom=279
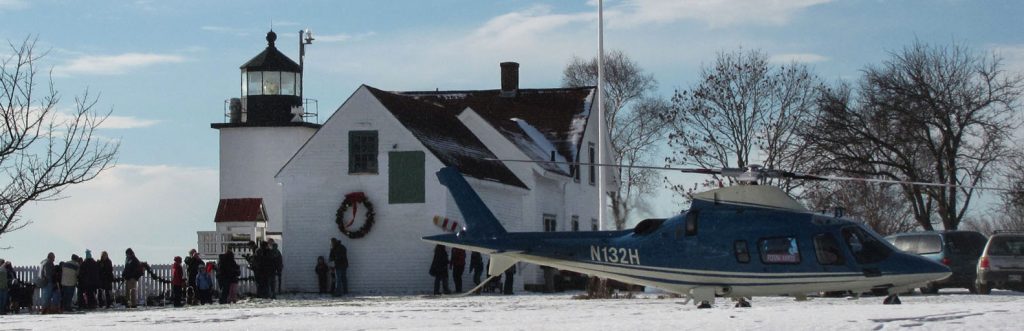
left=909, top=253, right=951, bottom=282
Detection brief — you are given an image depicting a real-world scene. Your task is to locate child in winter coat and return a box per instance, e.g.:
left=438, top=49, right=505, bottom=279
left=196, top=262, right=214, bottom=305
left=171, top=256, right=185, bottom=307
left=315, top=256, right=329, bottom=294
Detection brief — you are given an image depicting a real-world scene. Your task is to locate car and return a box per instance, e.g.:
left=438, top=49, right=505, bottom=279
left=975, top=231, right=1024, bottom=294
left=885, top=230, right=987, bottom=294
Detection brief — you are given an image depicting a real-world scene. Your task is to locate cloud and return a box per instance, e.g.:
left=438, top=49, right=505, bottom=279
left=610, top=0, right=834, bottom=28
left=0, top=0, right=27, bottom=12
left=48, top=111, right=160, bottom=130
left=9, top=164, right=218, bottom=264
left=469, top=5, right=594, bottom=50
left=100, top=115, right=161, bottom=129
left=54, top=53, right=185, bottom=76
left=315, top=31, right=376, bottom=43
left=769, top=53, right=829, bottom=64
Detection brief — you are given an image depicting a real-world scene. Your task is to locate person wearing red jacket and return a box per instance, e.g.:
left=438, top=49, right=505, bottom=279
left=171, top=256, right=185, bottom=307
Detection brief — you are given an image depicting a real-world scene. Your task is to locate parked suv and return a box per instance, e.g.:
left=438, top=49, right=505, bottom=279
left=885, top=231, right=987, bottom=293
left=976, top=231, right=1024, bottom=294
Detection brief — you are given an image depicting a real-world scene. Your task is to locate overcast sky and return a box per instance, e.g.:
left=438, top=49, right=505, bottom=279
left=1, top=0, right=1022, bottom=266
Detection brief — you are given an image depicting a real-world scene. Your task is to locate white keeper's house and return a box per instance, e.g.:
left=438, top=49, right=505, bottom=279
left=201, top=31, right=616, bottom=294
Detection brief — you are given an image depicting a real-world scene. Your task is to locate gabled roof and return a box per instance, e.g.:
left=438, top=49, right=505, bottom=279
left=214, top=198, right=268, bottom=223
left=365, top=86, right=527, bottom=189
left=401, top=87, right=595, bottom=176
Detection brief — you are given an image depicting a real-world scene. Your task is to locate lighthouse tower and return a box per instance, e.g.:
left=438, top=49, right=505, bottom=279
left=199, top=30, right=320, bottom=259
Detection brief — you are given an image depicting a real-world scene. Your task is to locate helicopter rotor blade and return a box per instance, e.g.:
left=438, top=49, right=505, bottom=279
left=483, top=159, right=721, bottom=175
left=484, top=158, right=1018, bottom=192
left=814, top=175, right=1017, bottom=192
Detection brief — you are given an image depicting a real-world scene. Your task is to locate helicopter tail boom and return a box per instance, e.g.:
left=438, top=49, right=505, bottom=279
left=436, top=167, right=508, bottom=239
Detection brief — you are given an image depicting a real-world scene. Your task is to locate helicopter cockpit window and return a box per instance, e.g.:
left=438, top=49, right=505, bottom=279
left=759, top=237, right=801, bottom=264
left=841, top=226, right=892, bottom=264
left=685, top=211, right=699, bottom=236
left=814, top=234, right=845, bottom=266
left=734, top=240, right=751, bottom=263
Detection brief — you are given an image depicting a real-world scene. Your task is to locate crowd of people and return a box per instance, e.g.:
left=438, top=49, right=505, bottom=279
left=0, top=240, right=285, bottom=315
left=0, top=239, right=521, bottom=315
left=429, top=244, right=515, bottom=295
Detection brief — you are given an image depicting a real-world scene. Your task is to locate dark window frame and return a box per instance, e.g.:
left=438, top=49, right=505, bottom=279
left=348, top=130, right=379, bottom=174
left=813, top=233, right=846, bottom=266
left=734, top=240, right=751, bottom=263
left=543, top=214, right=557, bottom=232
left=758, top=236, right=803, bottom=265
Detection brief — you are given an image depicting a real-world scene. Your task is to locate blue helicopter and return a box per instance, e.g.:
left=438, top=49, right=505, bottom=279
left=423, top=164, right=953, bottom=308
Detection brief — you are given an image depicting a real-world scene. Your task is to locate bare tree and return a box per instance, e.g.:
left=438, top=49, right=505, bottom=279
left=805, top=182, right=918, bottom=236
left=663, top=49, right=821, bottom=196
left=0, top=37, right=119, bottom=239
left=563, top=50, right=670, bottom=230
left=805, top=41, right=1023, bottom=230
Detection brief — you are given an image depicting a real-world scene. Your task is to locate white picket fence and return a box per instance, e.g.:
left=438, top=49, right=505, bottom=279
left=11, top=263, right=256, bottom=309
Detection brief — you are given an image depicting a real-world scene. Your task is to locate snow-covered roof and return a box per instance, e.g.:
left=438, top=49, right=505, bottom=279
left=402, top=87, right=596, bottom=177
left=366, top=87, right=527, bottom=188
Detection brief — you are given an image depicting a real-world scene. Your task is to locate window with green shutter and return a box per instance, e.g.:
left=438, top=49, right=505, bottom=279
left=388, top=151, right=425, bottom=204
left=349, top=131, right=378, bottom=174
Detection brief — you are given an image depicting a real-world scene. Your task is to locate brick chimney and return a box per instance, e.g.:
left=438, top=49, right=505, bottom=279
left=500, top=61, right=519, bottom=98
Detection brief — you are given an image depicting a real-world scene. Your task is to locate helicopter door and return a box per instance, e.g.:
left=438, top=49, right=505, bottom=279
left=841, top=226, right=893, bottom=277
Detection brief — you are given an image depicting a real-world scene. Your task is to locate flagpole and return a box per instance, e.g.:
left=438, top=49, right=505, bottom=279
left=597, top=0, right=605, bottom=231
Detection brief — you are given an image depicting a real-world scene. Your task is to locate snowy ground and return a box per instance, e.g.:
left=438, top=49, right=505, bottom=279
left=3, top=290, right=1023, bottom=330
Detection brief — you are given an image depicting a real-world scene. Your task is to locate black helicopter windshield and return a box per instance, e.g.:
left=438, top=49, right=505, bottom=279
left=842, top=226, right=893, bottom=264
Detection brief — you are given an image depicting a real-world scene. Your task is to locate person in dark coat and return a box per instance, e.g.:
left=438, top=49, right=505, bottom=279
left=254, top=241, right=274, bottom=298
left=450, top=247, right=466, bottom=293
left=503, top=263, right=517, bottom=295
left=315, top=256, right=330, bottom=294
left=98, top=251, right=114, bottom=308
left=269, top=239, right=282, bottom=299
left=122, top=248, right=143, bottom=308
left=77, top=250, right=100, bottom=309
left=184, top=249, right=203, bottom=304
left=216, top=250, right=240, bottom=304
left=328, top=238, right=348, bottom=296
left=469, top=252, right=484, bottom=286
left=429, top=245, right=451, bottom=295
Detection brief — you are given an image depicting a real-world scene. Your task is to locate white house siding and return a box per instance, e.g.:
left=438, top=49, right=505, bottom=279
left=280, top=87, right=466, bottom=293
left=219, top=126, right=317, bottom=235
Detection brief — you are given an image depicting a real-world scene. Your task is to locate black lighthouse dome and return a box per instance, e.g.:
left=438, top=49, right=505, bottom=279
left=230, top=30, right=304, bottom=126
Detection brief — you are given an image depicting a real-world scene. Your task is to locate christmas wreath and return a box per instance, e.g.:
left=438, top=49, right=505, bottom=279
left=336, top=192, right=375, bottom=239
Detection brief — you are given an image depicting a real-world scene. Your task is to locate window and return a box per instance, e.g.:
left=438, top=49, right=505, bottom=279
left=591, top=218, right=599, bottom=231
left=734, top=240, right=751, bottom=263
left=759, top=237, right=801, bottom=264
left=571, top=215, right=580, bottom=232
left=280, top=72, right=296, bottom=95
left=247, top=72, right=263, bottom=96
left=544, top=214, right=557, bottom=232
left=348, top=131, right=378, bottom=174
left=814, top=234, right=845, bottom=266
left=841, top=226, right=892, bottom=264
left=685, top=211, right=699, bottom=236
left=388, top=151, right=424, bottom=204
left=588, top=143, right=596, bottom=185
left=263, top=71, right=281, bottom=95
